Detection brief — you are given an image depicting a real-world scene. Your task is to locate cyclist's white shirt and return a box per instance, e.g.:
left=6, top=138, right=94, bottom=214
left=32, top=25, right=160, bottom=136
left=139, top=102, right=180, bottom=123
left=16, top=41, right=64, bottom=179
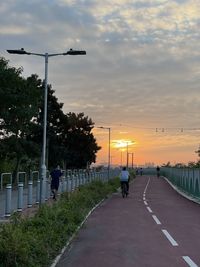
left=120, top=170, right=129, bottom=181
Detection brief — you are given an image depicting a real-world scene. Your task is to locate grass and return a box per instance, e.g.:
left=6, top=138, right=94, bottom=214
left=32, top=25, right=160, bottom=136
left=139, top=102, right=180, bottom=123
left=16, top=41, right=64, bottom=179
left=0, top=178, right=121, bottom=267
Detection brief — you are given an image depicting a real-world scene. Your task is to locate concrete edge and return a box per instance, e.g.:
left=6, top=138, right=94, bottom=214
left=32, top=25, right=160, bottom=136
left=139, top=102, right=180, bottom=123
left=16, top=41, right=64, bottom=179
left=163, top=176, right=200, bottom=205
left=50, top=198, right=105, bottom=267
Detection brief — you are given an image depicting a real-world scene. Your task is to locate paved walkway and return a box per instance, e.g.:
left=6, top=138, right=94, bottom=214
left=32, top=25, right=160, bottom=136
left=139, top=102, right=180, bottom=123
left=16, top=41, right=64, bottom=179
left=56, top=175, right=200, bottom=267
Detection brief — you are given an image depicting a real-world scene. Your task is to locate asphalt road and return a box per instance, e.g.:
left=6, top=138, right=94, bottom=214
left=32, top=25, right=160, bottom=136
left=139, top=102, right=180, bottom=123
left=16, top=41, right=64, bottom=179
left=55, top=175, right=200, bottom=267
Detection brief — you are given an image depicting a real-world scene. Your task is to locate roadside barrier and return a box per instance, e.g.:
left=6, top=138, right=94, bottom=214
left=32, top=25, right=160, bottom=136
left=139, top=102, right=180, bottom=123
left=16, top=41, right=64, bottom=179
left=5, top=184, right=12, bottom=217
left=17, top=183, right=23, bottom=212
left=0, top=168, right=120, bottom=218
left=162, top=167, right=200, bottom=199
left=0, top=173, right=12, bottom=190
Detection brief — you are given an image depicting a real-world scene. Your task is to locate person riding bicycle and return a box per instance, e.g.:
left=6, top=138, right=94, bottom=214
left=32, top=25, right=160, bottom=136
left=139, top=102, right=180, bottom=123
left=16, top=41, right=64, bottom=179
left=120, top=166, right=130, bottom=194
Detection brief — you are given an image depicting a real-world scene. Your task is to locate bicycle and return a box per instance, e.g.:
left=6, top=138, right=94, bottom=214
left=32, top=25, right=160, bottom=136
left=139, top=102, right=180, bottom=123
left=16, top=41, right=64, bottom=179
left=121, top=182, right=128, bottom=198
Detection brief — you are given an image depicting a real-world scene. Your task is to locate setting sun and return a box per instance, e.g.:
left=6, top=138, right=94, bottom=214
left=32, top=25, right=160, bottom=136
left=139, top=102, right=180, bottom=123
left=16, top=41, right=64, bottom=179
left=112, top=140, right=135, bottom=149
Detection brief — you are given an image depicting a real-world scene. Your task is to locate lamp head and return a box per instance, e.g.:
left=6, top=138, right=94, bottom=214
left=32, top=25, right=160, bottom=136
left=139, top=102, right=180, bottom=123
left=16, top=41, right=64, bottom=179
left=64, top=48, right=86, bottom=55
left=7, top=48, right=29, bottom=55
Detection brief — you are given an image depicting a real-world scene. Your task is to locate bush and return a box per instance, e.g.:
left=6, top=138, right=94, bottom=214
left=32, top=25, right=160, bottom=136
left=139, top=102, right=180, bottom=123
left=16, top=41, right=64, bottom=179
left=0, top=178, right=120, bottom=267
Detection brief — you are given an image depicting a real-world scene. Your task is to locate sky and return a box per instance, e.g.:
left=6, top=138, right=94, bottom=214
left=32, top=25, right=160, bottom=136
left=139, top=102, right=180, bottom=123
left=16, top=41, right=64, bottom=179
left=1, top=0, right=200, bottom=167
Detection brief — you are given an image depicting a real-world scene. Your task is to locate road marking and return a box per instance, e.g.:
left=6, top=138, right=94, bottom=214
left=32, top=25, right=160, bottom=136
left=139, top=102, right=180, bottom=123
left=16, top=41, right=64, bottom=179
left=147, top=206, right=153, bottom=213
left=162, top=229, right=178, bottom=246
left=152, top=215, right=161, bottom=225
left=144, top=177, right=150, bottom=193
left=182, top=256, right=198, bottom=267
left=143, top=197, right=146, bottom=201
left=144, top=201, right=148, bottom=205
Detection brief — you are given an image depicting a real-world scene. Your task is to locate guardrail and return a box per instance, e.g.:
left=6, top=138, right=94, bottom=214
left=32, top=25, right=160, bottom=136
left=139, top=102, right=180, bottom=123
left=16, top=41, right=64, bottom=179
left=162, top=167, right=200, bottom=199
left=0, top=168, right=120, bottom=218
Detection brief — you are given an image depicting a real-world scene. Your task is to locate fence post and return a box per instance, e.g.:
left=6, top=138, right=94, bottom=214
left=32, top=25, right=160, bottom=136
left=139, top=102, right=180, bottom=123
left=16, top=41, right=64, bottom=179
left=36, top=180, right=40, bottom=204
left=66, top=171, right=70, bottom=192
left=5, top=184, right=12, bottom=217
left=1, top=173, right=12, bottom=190
left=17, top=183, right=24, bottom=212
left=17, top=172, right=27, bottom=187
left=28, top=181, right=33, bottom=208
left=71, top=172, right=74, bottom=192
left=46, top=180, right=49, bottom=201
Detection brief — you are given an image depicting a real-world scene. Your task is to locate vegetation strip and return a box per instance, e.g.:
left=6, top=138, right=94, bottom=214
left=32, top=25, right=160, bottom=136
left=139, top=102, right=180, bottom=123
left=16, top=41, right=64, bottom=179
left=0, top=178, right=121, bottom=267
left=50, top=198, right=105, bottom=267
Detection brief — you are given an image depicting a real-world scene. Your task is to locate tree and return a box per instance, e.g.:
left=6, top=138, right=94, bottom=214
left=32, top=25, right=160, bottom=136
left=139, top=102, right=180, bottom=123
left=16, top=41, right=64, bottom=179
left=195, top=145, right=200, bottom=158
left=0, top=57, right=101, bottom=174
left=29, top=87, right=101, bottom=169
left=0, top=57, right=42, bottom=180
left=63, top=112, right=101, bottom=169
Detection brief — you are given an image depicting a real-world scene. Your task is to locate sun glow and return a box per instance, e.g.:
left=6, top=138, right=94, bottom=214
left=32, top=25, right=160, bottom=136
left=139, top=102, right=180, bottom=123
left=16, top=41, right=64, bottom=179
left=112, top=139, right=135, bottom=149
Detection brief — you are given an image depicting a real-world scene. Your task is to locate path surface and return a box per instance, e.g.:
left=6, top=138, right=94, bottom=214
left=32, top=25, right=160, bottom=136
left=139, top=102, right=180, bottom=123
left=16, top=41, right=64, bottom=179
left=56, top=175, right=200, bottom=267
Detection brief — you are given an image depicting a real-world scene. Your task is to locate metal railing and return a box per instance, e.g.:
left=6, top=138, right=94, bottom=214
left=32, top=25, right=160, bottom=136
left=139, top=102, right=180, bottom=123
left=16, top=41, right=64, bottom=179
left=0, top=168, right=120, bottom=218
left=162, top=167, right=200, bottom=199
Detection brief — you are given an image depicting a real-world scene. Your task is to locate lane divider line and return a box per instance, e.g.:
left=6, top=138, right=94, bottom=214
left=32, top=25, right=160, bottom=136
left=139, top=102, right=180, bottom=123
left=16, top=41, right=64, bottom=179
left=144, top=177, right=150, bottom=194
left=144, top=201, right=148, bottom=205
left=182, top=256, right=199, bottom=267
left=162, top=229, right=178, bottom=246
left=152, top=215, right=161, bottom=225
left=147, top=206, right=153, bottom=213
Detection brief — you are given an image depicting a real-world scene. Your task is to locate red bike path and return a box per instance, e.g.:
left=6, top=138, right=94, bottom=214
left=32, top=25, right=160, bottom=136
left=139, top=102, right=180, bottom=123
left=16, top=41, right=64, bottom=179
left=55, top=176, right=200, bottom=267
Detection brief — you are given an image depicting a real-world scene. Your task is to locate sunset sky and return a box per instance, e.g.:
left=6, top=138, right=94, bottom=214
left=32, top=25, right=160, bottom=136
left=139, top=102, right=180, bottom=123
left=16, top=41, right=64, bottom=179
left=1, top=0, right=200, bottom=166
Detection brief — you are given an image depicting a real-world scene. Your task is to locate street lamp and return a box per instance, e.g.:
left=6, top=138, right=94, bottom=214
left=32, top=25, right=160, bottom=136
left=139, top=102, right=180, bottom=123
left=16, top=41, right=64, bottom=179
left=128, top=152, right=134, bottom=168
left=7, top=48, right=86, bottom=203
left=125, top=141, right=134, bottom=169
left=97, top=126, right=111, bottom=180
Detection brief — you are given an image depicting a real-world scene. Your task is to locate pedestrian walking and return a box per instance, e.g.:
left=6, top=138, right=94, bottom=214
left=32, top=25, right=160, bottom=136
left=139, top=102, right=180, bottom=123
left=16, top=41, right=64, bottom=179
left=50, top=165, right=63, bottom=200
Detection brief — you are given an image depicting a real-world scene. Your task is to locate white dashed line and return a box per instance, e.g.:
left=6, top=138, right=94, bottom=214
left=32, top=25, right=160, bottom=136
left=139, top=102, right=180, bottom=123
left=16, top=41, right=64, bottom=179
left=147, top=206, right=153, bottom=213
left=162, top=229, right=178, bottom=246
left=144, top=201, right=148, bottom=205
left=182, top=256, right=198, bottom=267
left=152, top=215, right=161, bottom=225
left=182, top=256, right=199, bottom=267
left=144, top=177, right=150, bottom=193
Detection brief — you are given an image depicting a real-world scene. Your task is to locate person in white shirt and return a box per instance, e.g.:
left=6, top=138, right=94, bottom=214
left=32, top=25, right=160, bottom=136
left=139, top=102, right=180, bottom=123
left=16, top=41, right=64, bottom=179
left=120, top=166, right=130, bottom=194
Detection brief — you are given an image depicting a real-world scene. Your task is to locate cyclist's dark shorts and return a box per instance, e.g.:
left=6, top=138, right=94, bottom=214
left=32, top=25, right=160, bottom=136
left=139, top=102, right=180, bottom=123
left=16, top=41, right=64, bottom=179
left=120, top=181, right=129, bottom=191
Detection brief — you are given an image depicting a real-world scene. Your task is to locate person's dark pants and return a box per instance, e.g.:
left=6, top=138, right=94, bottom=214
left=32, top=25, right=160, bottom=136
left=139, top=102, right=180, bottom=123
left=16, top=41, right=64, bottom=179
left=51, top=183, right=59, bottom=200
left=120, top=181, right=129, bottom=192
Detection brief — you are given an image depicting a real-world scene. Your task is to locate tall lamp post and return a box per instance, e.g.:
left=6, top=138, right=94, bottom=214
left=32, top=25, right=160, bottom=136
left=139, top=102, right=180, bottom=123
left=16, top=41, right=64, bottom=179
left=126, top=142, right=129, bottom=168
left=126, top=141, right=134, bottom=169
left=128, top=152, right=134, bottom=168
left=7, top=48, right=86, bottom=203
left=97, top=126, right=111, bottom=180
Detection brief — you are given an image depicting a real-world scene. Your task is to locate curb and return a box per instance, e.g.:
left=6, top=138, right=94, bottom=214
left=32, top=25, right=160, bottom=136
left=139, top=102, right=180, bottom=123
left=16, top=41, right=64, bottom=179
left=164, top=176, right=200, bottom=205
left=50, top=198, right=105, bottom=267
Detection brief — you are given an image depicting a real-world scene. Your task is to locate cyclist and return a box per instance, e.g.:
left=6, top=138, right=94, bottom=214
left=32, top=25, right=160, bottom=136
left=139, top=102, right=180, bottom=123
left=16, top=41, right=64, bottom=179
left=120, top=166, right=130, bottom=194
left=156, top=166, right=160, bottom=178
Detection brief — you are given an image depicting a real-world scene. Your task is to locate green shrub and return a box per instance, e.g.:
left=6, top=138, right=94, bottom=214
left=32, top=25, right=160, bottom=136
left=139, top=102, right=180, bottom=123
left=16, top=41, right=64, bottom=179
left=0, top=178, right=120, bottom=267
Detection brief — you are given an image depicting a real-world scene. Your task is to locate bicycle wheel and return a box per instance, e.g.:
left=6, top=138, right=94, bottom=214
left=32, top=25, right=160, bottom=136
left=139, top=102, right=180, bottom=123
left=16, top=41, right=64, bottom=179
left=122, top=183, right=125, bottom=198
left=122, top=183, right=127, bottom=198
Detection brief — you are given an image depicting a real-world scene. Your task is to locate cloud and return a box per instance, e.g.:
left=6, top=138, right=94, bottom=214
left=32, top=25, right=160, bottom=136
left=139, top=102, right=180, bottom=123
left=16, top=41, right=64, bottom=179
left=1, top=0, right=200, bottom=164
